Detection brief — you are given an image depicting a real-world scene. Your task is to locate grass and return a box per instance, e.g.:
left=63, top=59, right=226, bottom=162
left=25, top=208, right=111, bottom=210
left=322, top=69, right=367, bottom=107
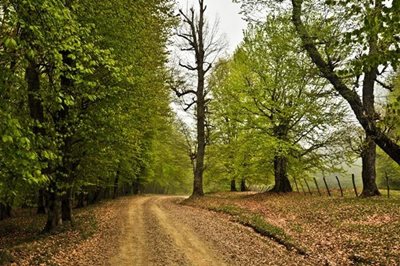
left=209, top=204, right=307, bottom=255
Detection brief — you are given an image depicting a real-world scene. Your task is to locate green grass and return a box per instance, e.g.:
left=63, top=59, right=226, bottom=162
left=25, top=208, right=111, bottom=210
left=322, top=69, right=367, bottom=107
left=209, top=204, right=307, bottom=255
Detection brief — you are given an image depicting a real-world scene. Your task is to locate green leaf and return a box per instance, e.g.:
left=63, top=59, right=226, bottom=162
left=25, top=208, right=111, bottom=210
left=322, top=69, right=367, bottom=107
left=2, top=135, right=13, bottom=143
left=4, top=37, right=17, bottom=50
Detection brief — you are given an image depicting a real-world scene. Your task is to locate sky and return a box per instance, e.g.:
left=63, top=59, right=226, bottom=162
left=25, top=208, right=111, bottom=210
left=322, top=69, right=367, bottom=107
left=176, top=0, right=247, bottom=54
left=172, top=0, right=248, bottom=125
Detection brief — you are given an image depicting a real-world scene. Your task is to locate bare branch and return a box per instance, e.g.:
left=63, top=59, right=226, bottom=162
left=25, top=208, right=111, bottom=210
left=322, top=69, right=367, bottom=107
left=179, top=61, right=197, bottom=71
left=184, top=99, right=197, bottom=111
left=171, top=86, right=197, bottom=97
left=204, top=62, right=212, bottom=73
left=375, top=78, right=393, bottom=91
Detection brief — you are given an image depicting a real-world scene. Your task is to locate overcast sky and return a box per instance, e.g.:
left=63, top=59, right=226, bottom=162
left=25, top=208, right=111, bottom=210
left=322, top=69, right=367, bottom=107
left=172, top=0, right=247, bottom=125
left=176, top=0, right=247, bottom=53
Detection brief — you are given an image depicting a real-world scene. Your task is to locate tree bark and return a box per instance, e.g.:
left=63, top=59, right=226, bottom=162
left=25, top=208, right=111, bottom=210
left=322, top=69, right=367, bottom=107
left=291, top=0, right=400, bottom=166
left=192, top=1, right=207, bottom=198
left=230, top=179, right=237, bottom=192
left=193, top=87, right=206, bottom=197
left=272, top=156, right=293, bottom=193
left=26, top=60, right=44, bottom=135
left=361, top=136, right=380, bottom=196
left=240, top=178, right=247, bottom=192
left=0, top=203, right=12, bottom=220
left=37, top=189, right=47, bottom=214
left=61, top=187, right=74, bottom=223
left=43, top=182, right=62, bottom=233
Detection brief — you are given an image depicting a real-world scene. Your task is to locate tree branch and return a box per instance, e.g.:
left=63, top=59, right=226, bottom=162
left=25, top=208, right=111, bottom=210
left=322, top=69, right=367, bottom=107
left=291, top=0, right=400, bottom=164
left=375, top=78, right=393, bottom=91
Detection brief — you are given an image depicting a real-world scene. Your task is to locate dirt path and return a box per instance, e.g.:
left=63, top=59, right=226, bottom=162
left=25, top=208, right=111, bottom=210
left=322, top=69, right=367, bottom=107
left=109, top=195, right=311, bottom=266
left=109, top=196, right=225, bottom=266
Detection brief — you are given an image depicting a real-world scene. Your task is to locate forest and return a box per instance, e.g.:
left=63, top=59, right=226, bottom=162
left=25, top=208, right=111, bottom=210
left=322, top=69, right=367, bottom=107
left=0, top=0, right=400, bottom=265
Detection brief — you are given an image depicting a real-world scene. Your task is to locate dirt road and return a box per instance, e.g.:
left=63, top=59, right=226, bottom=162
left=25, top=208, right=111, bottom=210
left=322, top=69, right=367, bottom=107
left=109, top=195, right=310, bottom=266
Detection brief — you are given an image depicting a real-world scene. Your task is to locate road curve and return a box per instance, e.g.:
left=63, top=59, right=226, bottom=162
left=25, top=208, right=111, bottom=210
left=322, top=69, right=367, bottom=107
left=109, top=195, right=311, bottom=266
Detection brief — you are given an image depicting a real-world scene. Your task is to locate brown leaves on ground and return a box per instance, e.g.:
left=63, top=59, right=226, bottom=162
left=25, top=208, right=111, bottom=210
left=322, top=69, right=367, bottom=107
left=1, top=193, right=399, bottom=266
left=185, top=192, right=400, bottom=266
left=0, top=197, right=130, bottom=266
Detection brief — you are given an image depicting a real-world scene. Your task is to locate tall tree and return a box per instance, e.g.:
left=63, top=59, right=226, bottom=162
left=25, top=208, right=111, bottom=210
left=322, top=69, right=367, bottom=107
left=173, top=0, right=224, bottom=197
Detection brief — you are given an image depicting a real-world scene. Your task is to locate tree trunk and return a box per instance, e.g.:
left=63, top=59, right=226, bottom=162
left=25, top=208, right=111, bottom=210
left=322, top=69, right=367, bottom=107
left=76, top=191, right=86, bottom=208
left=361, top=136, right=380, bottom=196
left=26, top=60, right=64, bottom=232
left=0, top=203, right=12, bottom=220
left=133, top=178, right=140, bottom=195
left=61, top=187, right=74, bottom=223
left=272, top=156, right=293, bottom=193
left=240, top=179, right=247, bottom=192
left=113, top=172, right=119, bottom=199
left=230, top=179, right=237, bottom=192
left=178, top=0, right=209, bottom=198
left=43, top=182, right=62, bottom=233
left=193, top=70, right=206, bottom=197
left=359, top=18, right=381, bottom=197
left=26, top=60, right=44, bottom=135
left=37, top=189, right=47, bottom=214
left=55, top=49, right=77, bottom=221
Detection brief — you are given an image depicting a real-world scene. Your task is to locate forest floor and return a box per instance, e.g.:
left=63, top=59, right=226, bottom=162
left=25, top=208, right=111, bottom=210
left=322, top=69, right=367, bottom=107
left=0, top=192, right=399, bottom=265
left=186, top=191, right=400, bottom=265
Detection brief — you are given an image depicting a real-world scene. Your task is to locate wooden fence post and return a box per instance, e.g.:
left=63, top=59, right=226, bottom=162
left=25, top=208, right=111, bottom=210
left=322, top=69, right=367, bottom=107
left=386, top=171, right=390, bottom=198
left=323, top=176, right=331, bottom=197
left=293, top=177, right=300, bottom=193
left=304, top=178, right=312, bottom=195
left=336, top=176, right=343, bottom=197
left=314, top=178, right=321, bottom=196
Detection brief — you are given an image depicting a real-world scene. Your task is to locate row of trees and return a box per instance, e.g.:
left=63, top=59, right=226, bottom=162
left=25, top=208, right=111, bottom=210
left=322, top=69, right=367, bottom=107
left=174, top=0, right=399, bottom=197
left=0, top=0, right=192, bottom=228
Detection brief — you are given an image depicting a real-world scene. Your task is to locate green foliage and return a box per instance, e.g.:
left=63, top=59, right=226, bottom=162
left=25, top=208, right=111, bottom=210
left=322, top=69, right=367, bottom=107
left=0, top=0, right=190, bottom=219
left=235, top=0, right=400, bottom=170
left=206, top=15, right=354, bottom=190
left=377, top=72, right=400, bottom=189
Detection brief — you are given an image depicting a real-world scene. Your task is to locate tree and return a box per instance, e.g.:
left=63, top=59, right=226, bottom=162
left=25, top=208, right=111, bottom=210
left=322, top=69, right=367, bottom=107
left=290, top=0, right=391, bottom=196
left=208, top=16, right=352, bottom=192
left=173, top=0, right=224, bottom=197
